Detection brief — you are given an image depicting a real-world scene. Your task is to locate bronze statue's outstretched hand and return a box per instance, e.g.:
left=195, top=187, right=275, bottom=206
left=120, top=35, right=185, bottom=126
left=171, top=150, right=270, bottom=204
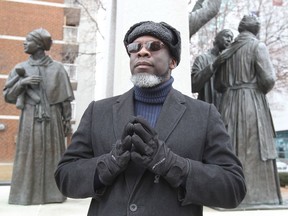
left=189, top=0, right=222, bottom=38
left=192, top=0, right=205, bottom=12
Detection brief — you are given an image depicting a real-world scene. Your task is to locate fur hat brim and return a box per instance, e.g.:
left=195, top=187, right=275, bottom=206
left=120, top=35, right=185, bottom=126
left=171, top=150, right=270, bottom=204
left=123, top=21, right=181, bottom=65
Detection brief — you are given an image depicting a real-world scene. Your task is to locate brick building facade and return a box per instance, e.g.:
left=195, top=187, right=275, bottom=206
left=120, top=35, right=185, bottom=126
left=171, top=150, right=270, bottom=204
left=0, top=0, right=80, bottom=164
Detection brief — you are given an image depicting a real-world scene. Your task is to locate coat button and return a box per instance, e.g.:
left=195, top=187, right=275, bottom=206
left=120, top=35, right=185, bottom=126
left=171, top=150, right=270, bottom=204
left=129, top=204, right=138, bottom=212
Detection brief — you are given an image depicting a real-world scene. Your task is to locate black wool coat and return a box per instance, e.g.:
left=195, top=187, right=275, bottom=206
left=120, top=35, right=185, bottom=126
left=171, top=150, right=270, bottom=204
left=55, top=88, right=246, bottom=216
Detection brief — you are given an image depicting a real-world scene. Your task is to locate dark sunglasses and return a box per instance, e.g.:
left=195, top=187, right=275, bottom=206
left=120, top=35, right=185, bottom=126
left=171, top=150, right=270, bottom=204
left=127, top=41, right=165, bottom=54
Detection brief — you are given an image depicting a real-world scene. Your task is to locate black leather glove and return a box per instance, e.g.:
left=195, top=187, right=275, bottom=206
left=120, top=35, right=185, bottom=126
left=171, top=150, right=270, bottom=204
left=96, top=122, right=133, bottom=186
left=130, top=117, right=189, bottom=188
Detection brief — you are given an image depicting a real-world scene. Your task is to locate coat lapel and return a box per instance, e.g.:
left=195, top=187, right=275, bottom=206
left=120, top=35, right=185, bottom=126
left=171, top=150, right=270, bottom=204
left=112, top=89, right=135, bottom=139
left=155, top=88, right=186, bottom=142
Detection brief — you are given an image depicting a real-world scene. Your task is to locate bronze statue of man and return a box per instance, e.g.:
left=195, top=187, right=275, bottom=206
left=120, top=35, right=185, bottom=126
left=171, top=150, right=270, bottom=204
left=214, top=15, right=282, bottom=206
left=191, top=29, right=233, bottom=109
left=3, top=28, right=74, bottom=205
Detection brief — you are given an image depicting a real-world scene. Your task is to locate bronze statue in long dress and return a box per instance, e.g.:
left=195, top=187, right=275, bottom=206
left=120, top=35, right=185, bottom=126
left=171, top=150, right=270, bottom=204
left=3, top=28, right=74, bottom=205
left=214, top=15, right=282, bottom=206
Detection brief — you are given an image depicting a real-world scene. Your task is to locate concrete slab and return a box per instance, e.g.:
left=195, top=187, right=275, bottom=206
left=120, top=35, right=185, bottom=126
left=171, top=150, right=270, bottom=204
left=1, top=185, right=288, bottom=216
left=0, top=186, right=90, bottom=216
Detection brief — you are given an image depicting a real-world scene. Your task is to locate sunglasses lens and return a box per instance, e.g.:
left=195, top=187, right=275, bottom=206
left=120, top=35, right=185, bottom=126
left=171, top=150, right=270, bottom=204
left=127, top=41, right=164, bottom=53
left=147, top=41, right=163, bottom=51
left=127, top=43, right=141, bottom=53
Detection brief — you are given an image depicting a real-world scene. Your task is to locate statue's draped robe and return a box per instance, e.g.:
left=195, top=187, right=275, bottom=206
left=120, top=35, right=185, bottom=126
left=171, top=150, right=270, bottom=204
left=4, top=56, right=74, bottom=205
left=215, top=32, right=282, bottom=205
left=191, top=50, right=221, bottom=109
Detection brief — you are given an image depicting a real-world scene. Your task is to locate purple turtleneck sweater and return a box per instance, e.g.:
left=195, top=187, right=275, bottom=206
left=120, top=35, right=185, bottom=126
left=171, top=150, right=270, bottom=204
left=133, top=77, right=174, bottom=128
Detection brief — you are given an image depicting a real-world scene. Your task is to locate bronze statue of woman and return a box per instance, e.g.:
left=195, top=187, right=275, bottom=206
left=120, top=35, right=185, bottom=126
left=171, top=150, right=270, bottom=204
left=4, top=28, right=74, bottom=205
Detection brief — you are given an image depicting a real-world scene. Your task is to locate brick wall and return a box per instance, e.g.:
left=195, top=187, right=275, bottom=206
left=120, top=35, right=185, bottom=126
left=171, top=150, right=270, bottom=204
left=0, top=1, right=65, bottom=39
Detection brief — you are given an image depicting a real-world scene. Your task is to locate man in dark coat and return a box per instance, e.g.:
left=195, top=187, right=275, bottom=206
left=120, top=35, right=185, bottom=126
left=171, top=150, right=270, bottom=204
left=191, top=29, right=233, bottom=109
left=55, top=21, right=246, bottom=216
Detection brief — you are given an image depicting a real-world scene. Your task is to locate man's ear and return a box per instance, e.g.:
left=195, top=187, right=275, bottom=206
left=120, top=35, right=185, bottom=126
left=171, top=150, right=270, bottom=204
left=169, top=58, right=177, bottom=69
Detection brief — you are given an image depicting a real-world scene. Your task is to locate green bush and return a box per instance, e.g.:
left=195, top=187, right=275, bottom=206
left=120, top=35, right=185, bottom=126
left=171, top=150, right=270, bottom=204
left=279, top=172, right=288, bottom=187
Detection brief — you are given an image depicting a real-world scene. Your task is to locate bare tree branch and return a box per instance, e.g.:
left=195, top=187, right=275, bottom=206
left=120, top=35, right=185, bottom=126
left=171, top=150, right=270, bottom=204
left=74, top=0, right=105, bottom=39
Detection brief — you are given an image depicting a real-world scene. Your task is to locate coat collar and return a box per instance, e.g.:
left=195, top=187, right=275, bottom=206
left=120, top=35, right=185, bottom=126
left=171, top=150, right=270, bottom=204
left=112, top=88, right=186, bottom=141
left=155, top=88, right=186, bottom=141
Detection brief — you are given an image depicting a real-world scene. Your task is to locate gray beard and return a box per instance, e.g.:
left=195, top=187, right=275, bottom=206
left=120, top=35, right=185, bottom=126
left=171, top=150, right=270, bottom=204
left=130, top=73, right=164, bottom=88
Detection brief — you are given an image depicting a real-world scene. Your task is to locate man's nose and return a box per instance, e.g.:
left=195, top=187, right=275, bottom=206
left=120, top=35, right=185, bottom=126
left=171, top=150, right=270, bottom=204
left=137, top=46, right=150, bottom=57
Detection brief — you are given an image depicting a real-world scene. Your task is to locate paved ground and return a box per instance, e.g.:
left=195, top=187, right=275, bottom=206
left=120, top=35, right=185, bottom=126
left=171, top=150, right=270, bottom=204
left=1, top=186, right=288, bottom=216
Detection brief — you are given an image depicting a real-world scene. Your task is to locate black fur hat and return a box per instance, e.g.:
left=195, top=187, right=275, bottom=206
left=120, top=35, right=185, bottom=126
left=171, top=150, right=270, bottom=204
left=123, top=21, right=181, bottom=65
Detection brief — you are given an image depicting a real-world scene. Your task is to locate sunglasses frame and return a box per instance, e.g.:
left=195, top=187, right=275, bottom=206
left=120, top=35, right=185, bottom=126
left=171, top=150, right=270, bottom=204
left=127, top=41, right=165, bottom=54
